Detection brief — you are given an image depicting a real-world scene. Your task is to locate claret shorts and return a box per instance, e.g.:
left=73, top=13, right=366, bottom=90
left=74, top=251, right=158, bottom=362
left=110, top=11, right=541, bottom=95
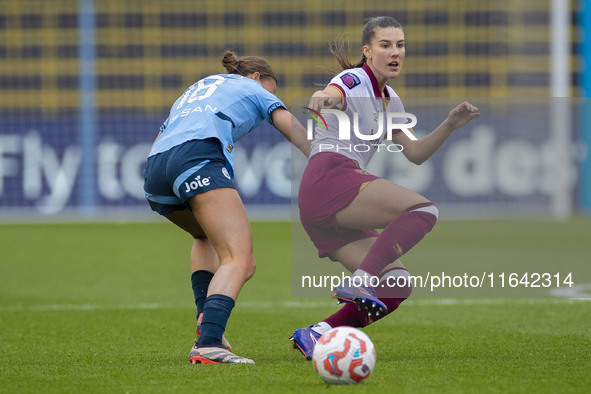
left=298, top=152, right=380, bottom=258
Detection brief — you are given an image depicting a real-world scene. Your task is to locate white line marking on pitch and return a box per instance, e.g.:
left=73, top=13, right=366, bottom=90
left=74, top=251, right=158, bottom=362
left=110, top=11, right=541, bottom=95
left=0, top=298, right=588, bottom=313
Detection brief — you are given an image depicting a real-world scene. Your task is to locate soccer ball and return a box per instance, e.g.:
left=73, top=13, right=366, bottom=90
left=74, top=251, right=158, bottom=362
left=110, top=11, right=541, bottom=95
left=312, top=326, right=376, bottom=385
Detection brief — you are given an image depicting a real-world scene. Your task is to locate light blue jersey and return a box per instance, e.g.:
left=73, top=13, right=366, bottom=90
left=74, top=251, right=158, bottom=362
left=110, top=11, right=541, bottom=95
left=149, top=74, right=285, bottom=177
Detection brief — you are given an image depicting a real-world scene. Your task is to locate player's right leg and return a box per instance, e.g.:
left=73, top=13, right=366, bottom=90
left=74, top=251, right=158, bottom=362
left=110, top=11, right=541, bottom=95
left=166, top=194, right=255, bottom=364
left=187, top=187, right=256, bottom=300
left=164, top=209, right=232, bottom=353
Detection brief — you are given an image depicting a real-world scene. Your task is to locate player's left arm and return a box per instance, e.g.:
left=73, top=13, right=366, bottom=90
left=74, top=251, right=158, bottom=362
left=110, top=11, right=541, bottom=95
left=148, top=131, right=162, bottom=154
left=271, top=108, right=311, bottom=158
left=392, top=101, right=480, bottom=165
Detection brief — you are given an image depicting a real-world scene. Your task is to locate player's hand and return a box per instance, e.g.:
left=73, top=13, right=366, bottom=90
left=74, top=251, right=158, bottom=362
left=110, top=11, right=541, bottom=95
left=444, top=101, right=480, bottom=130
left=308, top=90, right=332, bottom=111
left=308, top=90, right=339, bottom=111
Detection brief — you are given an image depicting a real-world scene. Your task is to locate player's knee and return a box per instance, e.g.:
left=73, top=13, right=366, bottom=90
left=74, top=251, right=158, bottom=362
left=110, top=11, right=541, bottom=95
left=424, top=203, right=439, bottom=231
left=407, top=202, right=438, bottom=233
left=243, top=255, right=256, bottom=281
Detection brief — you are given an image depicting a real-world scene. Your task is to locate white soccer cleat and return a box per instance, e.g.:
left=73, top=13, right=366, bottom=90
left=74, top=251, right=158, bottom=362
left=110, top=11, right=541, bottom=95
left=189, top=343, right=254, bottom=364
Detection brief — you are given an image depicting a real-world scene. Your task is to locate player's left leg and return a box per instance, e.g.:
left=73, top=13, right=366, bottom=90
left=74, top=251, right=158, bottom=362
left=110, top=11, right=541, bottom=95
left=331, top=180, right=436, bottom=315
left=335, top=179, right=438, bottom=280
left=326, top=238, right=413, bottom=324
left=290, top=238, right=412, bottom=359
left=189, top=238, right=232, bottom=350
left=166, top=208, right=219, bottom=319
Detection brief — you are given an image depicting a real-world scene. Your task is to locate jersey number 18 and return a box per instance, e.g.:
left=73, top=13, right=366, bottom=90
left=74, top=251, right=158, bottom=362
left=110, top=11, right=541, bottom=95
left=177, top=76, right=227, bottom=109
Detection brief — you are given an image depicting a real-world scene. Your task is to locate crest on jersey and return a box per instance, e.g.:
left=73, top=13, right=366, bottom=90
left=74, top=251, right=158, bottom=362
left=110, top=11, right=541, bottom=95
left=222, top=167, right=231, bottom=180
left=340, top=73, right=361, bottom=89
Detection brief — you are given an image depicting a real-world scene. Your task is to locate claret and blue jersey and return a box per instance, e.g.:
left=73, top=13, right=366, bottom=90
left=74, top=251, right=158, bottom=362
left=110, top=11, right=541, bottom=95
left=149, top=73, right=285, bottom=177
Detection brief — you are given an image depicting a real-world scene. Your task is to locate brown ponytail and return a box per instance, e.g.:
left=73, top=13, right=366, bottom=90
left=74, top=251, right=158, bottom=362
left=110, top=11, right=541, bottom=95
left=221, top=50, right=277, bottom=83
left=330, top=16, right=403, bottom=71
left=329, top=34, right=365, bottom=71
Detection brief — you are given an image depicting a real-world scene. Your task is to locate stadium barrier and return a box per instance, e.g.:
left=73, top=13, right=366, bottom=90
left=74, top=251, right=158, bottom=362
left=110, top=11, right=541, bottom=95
left=0, top=0, right=586, bottom=220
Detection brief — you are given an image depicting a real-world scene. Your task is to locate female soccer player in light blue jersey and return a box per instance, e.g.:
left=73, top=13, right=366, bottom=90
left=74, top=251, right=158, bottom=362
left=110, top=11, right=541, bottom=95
left=144, top=51, right=309, bottom=364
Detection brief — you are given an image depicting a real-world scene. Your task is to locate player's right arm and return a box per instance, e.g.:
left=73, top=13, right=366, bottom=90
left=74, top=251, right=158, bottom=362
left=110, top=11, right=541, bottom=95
left=308, top=85, right=343, bottom=111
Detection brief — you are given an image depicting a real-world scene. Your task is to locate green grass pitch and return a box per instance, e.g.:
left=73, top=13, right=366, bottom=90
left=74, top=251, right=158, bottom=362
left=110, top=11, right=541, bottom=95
left=0, top=218, right=590, bottom=393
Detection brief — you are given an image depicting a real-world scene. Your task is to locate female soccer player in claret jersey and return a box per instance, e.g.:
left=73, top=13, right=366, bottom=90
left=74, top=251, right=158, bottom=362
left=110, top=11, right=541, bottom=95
left=144, top=51, right=309, bottom=364
left=290, top=16, right=480, bottom=359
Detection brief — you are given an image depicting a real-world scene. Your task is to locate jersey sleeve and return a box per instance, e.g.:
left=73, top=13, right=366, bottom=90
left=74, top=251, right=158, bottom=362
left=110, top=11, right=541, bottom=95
left=328, top=70, right=362, bottom=98
left=159, top=116, right=170, bottom=133
left=251, top=84, right=287, bottom=125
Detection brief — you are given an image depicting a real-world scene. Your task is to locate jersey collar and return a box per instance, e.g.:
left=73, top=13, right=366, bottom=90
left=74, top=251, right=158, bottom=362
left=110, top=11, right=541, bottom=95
left=362, top=63, right=390, bottom=98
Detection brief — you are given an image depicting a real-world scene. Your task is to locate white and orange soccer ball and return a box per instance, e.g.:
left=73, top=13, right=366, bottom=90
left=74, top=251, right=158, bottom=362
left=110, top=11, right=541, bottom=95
left=312, top=326, right=376, bottom=385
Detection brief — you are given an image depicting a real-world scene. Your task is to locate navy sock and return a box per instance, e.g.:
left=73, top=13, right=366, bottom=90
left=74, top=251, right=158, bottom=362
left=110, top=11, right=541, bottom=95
left=196, top=294, right=235, bottom=348
left=191, top=270, right=214, bottom=319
